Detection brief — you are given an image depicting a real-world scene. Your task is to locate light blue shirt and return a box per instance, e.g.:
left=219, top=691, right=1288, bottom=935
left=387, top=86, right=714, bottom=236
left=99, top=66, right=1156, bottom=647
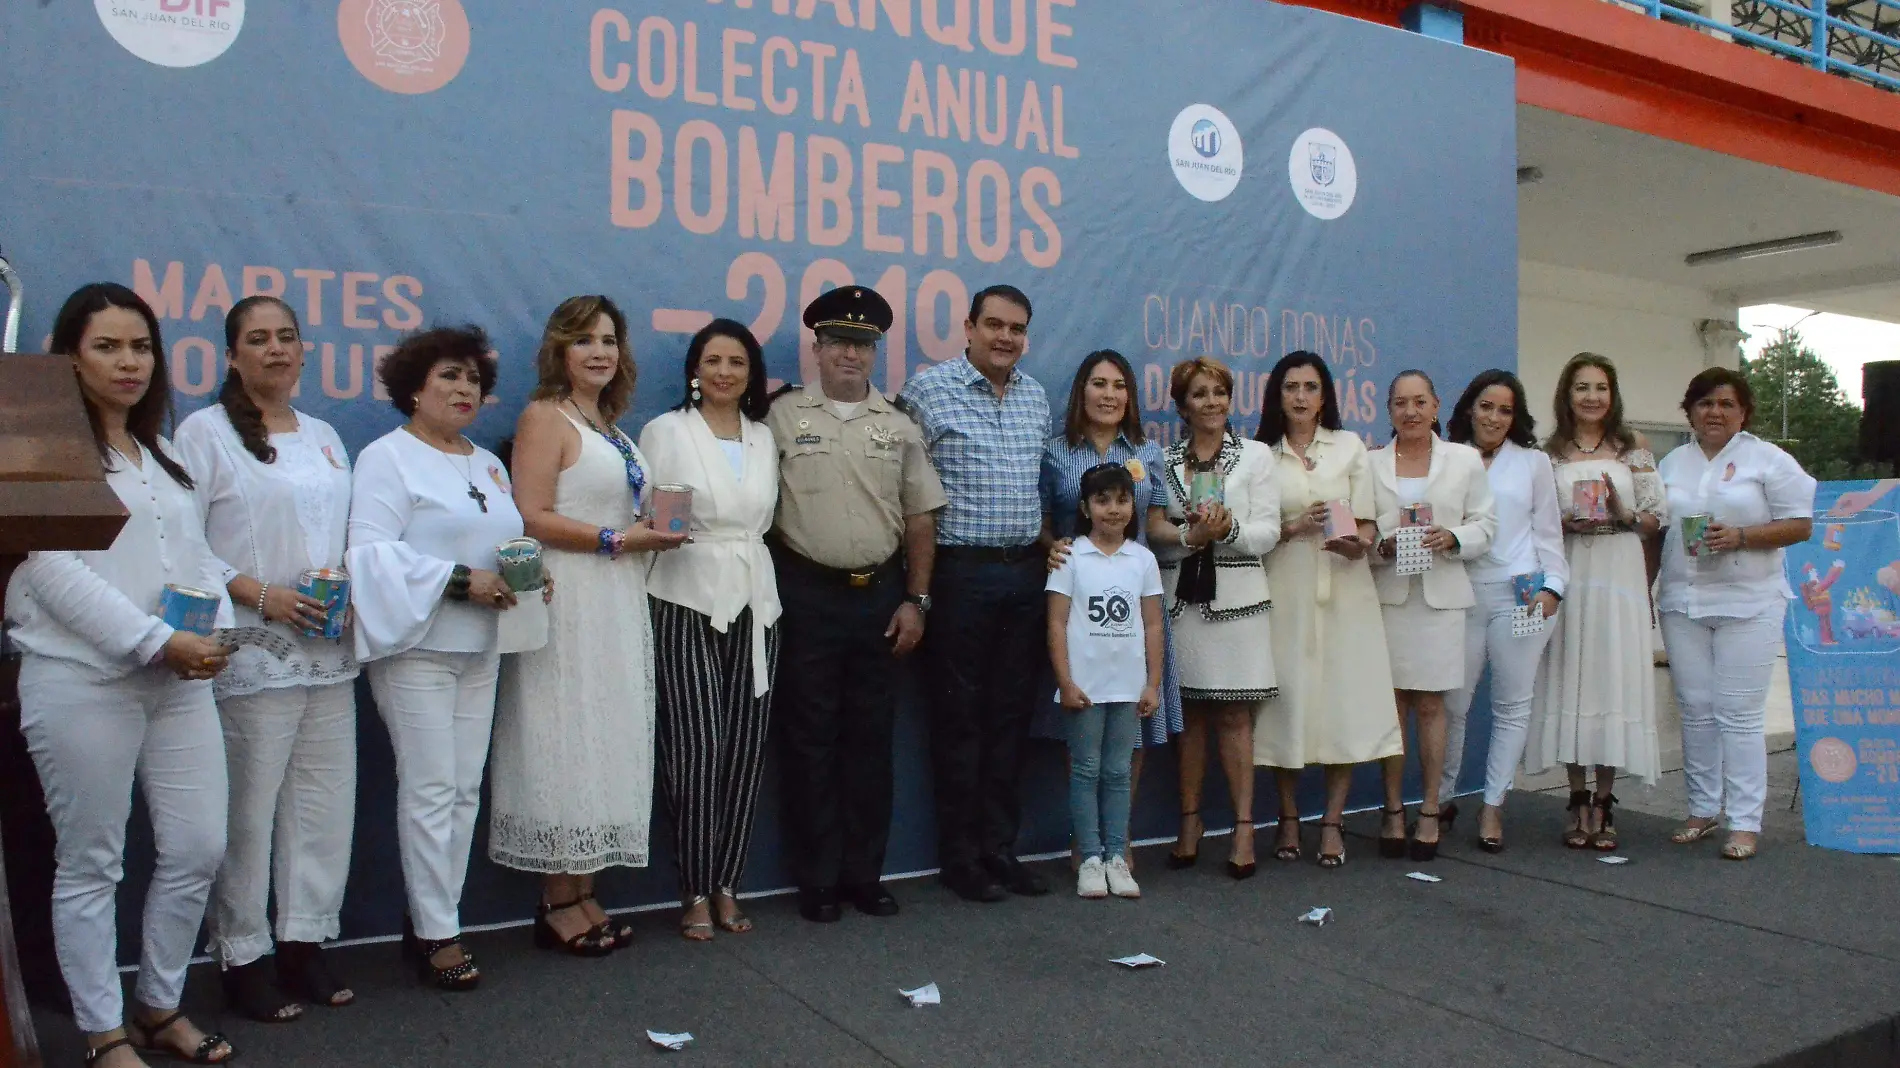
left=899, top=356, right=1050, bottom=547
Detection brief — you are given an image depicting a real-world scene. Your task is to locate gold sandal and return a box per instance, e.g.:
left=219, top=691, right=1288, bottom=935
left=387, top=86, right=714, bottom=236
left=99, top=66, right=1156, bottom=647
left=713, top=889, right=753, bottom=934
left=1720, top=832, right=1758, bottom=861
left=679, top=895, right=714, bottom=942
left=1671, top=816, right=1724, bottom=844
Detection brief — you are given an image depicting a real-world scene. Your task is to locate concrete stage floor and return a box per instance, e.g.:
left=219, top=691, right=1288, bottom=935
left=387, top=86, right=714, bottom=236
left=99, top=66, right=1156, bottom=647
left=30, top=747, right=1900, bottom=1068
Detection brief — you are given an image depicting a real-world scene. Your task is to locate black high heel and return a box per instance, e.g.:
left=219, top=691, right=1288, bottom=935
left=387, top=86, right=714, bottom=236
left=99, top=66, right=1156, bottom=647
left=276, top=940, right=354, bottom=1008
left=1409, top=809, right=1441, bottom=862
left=534, top=898, right=615, bottom=957
left=220, top=957, right=303, bottom=1023
left=1591, top=794, right=1620, bottom=852
left=1317, top=820, right=1346, bottom=869
left=1227, top=814, right=1256, bottom=880
left=1273, top=815, right=1303, bottom=862
left=1562, top=790, right=1591, bottom=849
left=1167, top=810, right=1203, bottom=869
left=581, top=890, right=636, bottom=949
left=403, top=919, right=480, bottom=991
left=1440, top=801, right=1460, bottom=834
left=1378, top=806, right=1408, bottom=859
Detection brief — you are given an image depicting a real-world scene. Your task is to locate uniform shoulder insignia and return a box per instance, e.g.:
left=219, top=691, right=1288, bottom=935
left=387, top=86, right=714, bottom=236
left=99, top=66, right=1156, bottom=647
left=767, top=382, right=801, bottom=404
left=889, top=392, right=916, bottom=419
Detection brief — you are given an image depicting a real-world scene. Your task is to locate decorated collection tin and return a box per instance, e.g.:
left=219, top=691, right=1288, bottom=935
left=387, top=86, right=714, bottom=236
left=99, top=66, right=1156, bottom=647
left=1400, top=502, right=1433, bottom=528
left=1188, top=469, right=1225, bottom=513
left=496, top=537, right=546, bottom=592
left=650, top=484, right=694, bottom=535
left=1682, top=513, right=1713, bottom=557
left=297, top=568, right=350, bottom=640
left=1322, top=499, right=1357, bottom=543
left=1572, top=479, right=1610, bottom=524
left=159, top=584, right=220, bottom=637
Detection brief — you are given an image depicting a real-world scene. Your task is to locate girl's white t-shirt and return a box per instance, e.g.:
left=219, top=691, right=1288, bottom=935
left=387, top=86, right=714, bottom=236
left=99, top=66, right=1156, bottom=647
left=1045, top=536, right=1164, bottom=703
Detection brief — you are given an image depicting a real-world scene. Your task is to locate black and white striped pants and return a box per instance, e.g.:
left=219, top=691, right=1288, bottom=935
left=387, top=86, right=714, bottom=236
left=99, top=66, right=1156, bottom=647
left=650, top=599, right=780, bottom=900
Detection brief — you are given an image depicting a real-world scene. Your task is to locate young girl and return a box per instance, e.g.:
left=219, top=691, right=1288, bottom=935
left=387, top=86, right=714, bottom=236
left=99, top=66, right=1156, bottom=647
left=1047, top=463, right=1164, bottom=899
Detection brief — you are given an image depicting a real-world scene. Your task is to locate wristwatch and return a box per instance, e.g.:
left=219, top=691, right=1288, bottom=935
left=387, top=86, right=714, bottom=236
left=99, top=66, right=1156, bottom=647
left=905, top=593, right=932, bottom=613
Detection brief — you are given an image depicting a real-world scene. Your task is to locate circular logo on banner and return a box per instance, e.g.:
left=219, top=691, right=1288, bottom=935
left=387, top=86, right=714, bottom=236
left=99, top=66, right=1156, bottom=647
left=1810, top=737, right=1858, bottom=784
left=338, top=0, right=470, bottom=94
left=1288, top=127, right=1358, bottom=220
left=95, top=0, right=246, bottom=68
left=1168, top=105, right=1243, bottom=203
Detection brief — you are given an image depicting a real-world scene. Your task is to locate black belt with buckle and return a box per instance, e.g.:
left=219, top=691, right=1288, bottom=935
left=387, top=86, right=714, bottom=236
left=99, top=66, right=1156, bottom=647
left=770, top=540, right=899, bottom=589
left=936, top=543, right=1041, bottom=565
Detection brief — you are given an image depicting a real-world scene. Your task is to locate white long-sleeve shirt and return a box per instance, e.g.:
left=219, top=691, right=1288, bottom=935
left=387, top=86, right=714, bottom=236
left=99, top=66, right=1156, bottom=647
left=1467, top=440, right=1570, bottom=596
left=345, top=428, right=523, bottom=662
left=5, top=440, right=234, bottom=680
left=175, top=405, right=359, bottom=696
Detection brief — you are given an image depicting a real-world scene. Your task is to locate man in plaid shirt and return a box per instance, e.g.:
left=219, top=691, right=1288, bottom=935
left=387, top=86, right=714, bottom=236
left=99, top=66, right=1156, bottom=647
left=897, top=284, right=1053, bottom=902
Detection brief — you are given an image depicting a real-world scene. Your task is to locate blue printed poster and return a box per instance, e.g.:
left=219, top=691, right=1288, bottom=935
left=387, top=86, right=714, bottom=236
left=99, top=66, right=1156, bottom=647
left=1784, top=479, right=1900, bottom=852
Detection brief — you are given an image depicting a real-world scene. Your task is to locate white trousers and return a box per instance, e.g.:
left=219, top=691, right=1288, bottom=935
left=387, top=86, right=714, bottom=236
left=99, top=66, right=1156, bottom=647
left=368, top=649, right=499, bottom=941
left=207, top=681, right=357, bottom=966
left=1442, top=580, right=1557, bottom=807
left=1659, top=605, right=1784, bottom=834
left=18, top=658, right=228, bottom=1034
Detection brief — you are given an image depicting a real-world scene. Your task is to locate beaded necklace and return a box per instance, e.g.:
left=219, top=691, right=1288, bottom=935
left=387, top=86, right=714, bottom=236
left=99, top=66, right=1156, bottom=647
left=568, top=399, right=647, bottom=505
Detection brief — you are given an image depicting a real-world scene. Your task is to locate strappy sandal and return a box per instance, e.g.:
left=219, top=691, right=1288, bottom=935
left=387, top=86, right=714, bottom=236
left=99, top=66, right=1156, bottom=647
left=130, top=1010, right=236, bottom=1064
left=534, top=898, right=615, bottom=957
left=220, top=957, right=302, bottom=1023
left=1477, top=804, right=1505, bottom=854
left=1562, top=790, right=1591, bottom=849
left=1591, top=794, right=1620, bottom=852
left=1409, top=809, right=1442, bottom=862
left=275, top=941, right=353, bottom=1008
left=406, top=935, right=480, bottom=991
left=1721, top=832, right=1759, bottom=861
left=1671, top=816, right=1724, bottom=844
left=1378, top=806, right=1407, bottom=859
left=1167, top=810, right=1203, bottom=869
left=581, top=890, right=636, bottom=949
left=680, top=895, right=714, bottom=942
left=1273, top=814, right=1303, bottom=862
left=83, top=1035, right=134, bottom=1066
left=1317, top=820, right=1346, bottom=869
left=713, top=889, right=753, bottom=934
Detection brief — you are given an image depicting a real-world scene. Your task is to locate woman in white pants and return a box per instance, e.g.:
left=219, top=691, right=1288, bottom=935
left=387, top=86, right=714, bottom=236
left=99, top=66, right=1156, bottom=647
left=1657, top=368, right=1814, bottom=860
left=1438, top=370, right=1568, bottom=853
left=9, top=283, right=238, bottom=1067
left=1369, top=370, right=1496, bottom=862
left=347, top=325, right=530, bottom=990
left=176, top=295, right=358, bottom=1021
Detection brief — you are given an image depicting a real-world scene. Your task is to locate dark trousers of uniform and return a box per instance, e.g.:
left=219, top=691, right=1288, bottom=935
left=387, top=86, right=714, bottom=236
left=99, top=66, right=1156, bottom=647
left=771, top=549, right=903, bottom=891
left=923, top=549, right=1048, bottom=868
left=651, top=599, right=780, bottom=900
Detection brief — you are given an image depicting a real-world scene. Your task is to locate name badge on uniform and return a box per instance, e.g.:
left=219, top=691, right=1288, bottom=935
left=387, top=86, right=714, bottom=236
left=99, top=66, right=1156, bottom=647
left=795, top=433, right=822, bottom=446
left=866, top=424, right=898, bottom=452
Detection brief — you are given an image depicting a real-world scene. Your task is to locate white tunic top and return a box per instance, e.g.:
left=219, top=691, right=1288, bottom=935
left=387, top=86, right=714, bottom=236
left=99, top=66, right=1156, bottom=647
left=638, top=408, right=781, bottom=696
left=1468, top=440, right=1569, bottom=596
left=1657, top=431, right=1816, bottom=620
left=5, top=440, right=234, bottom=680
left=345, top=428, right=524, bottom=662
left=175, top=405, right=359, bottom=696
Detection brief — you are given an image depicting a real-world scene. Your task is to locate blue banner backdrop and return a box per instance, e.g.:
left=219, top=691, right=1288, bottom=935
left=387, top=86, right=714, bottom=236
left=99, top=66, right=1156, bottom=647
left=1785, top=479, right=1900, bottom=853
left=1, top=0, right=1517, bottom=940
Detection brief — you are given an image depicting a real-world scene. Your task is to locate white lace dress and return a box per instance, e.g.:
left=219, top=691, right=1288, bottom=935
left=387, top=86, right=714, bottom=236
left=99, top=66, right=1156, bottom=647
left=1526, top=450, right=1664, bottom=783
left=489, top=414, right=657, bottom=873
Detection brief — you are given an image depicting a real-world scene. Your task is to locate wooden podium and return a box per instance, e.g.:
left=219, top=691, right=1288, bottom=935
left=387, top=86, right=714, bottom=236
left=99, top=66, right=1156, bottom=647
left=0, top=355, right=131, bottom=1068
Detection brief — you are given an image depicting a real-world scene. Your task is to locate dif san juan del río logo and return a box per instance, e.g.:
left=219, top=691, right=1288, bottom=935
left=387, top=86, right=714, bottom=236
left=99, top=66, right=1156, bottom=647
left=1167, top=105, right=1243, bottom=203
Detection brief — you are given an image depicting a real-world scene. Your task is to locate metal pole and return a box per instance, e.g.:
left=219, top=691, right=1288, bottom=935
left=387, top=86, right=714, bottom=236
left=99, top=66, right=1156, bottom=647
left=0, top=248, right=20, bottom=354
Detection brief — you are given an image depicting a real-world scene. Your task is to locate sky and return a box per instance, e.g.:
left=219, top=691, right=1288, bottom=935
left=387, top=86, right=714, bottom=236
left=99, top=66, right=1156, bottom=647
left=1741, top=304, right=1900, bottom=406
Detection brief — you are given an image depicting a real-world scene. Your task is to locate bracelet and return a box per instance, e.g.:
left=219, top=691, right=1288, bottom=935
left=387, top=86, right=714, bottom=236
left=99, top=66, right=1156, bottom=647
left=597, top=527, right=622, bottom=557
left=255, top=583, right=270, bottom=618
left=445, top=564, right=472, bottom=601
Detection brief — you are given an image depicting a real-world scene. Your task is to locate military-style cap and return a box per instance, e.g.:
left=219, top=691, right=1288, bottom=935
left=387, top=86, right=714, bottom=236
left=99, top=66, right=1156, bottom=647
left=803, top=286, right=892, bottom=341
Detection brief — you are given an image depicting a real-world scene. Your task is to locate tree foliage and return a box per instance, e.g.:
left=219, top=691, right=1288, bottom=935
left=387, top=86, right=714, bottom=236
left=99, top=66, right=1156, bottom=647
left=1740, top=329, right=1883, bottom=481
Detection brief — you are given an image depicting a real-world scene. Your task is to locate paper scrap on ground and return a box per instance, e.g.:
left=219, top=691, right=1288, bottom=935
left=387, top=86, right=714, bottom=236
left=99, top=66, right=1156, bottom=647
left=1297, top=906, right=1333, bottom=926
left=1597, top=855, right=1630, bottom=865
left=1110, top=953, right=1165, bottom=968
left=1405, top=871, right=1442, bottom=883
left=900, top=982, right=941, bottom=1006
left=646, top=1031, right=694, bottom=1051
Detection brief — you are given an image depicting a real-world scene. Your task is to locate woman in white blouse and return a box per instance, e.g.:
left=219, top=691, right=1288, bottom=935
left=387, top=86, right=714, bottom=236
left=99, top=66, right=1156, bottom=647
left=347, top=326, right=534, bottom=990
left=1657, top=368, right=1814, bottom=860
left=1438, top=371, right=1568, bottom=853
left=638, top=318, right=781, bottom=940
left=1369, top=371, right=1496, bottom=862
left=9, top=284, right=237, bottom=1067
left=176, top=295, right=359, bottom=1022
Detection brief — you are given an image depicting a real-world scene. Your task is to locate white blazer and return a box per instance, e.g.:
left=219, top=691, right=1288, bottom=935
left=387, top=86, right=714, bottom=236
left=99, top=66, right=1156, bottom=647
left=1368, top=436, right=1497, bottom=610
left=1156, top=432, right=1280, bottom=619
left=637, top=407, right=781, bottom=696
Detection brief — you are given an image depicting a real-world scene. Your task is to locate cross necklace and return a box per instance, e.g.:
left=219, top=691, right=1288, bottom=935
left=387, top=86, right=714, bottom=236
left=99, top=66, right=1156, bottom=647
left=409, top=425, right=487, bottom=512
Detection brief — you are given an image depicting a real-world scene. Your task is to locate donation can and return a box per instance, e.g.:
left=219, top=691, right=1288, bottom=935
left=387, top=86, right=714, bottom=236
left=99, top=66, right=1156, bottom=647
left=297, top=568, right=350, bottom=640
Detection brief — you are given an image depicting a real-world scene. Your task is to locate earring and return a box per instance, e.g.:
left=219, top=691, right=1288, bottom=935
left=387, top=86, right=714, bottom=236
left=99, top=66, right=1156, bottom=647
left=690, top=377, right=702, bottom=403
